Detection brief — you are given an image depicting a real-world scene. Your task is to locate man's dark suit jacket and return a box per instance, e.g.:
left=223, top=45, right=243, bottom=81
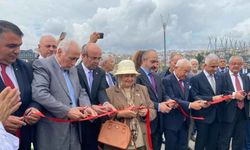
left=76, top=64, right=108, bottom=105
left=190, top=71, right=224, bottom=124
left=0, top=59, right=40, bottom=150
left=221, top=72, right=250, bottom=123
left=76, top=63, right=109, bottom=150
left=162, top=73, right=190, bottom=131
left=136, top=68, right=169, bottom=133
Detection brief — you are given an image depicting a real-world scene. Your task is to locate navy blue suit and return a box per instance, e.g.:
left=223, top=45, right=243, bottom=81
left=190, top=71, right=224, bottom=150
left=162, top=73, right=190, bottom=150
left=76, top=63, right=108, bottom=150
left=218, top=72, right=250, bottom=150
left=136, top=67, right=169, bottom=150
left=0, top=59, right=41, bottom=150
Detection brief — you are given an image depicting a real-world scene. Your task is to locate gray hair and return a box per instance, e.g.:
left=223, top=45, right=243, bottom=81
left=100, top=54, right=114, bottom=66
left=81, top=44, right=88, bottom=55
left=176, top=58, right=191, bottom=67
left=169, top=52, right=183, bottom=61
left=205, top=53, right=219, bottom=65
left=190, top=58, right=199, bottom=64
left=0, top=20, right=23, bottom=37
left=141, top=49, right=156, bottom=61
left=229, top=55, right=244, bottom=64
left=57, top=39, right=79, bottom=52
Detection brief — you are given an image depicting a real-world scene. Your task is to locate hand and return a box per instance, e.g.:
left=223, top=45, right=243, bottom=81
left=159, top=101, right=172, bottom=113
left=24, top=107, right=41, bottom=125
left=212, top=95, right=223, bottom=101
left=0, top=87, right=21, bottom=122
left=248, top=91, right=250, bottom=100
left=88, top=32, right=99, bottom=43
left=84, top=107, right=98, bottom=117
left=166, top=99, right=178, bottom=108
left=138, top=107, right=147, bottom=117
left=91, top=105, right=107, bottom=114
left=190, top=101, right=203, bottom=110
left=3, top=115, right=26, bottom=134
left=234, top=91, right=245, bottom=101
left=197, top=100, right=211, bottom=108
left=117, top=109, right=137, bottom=118
left=67, top=107, right=86, bottom=120
left=103, top=102, right=117, bottom=112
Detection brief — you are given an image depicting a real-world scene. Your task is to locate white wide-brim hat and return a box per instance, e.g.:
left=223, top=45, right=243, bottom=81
left=114, top=60, right=140, bottom=76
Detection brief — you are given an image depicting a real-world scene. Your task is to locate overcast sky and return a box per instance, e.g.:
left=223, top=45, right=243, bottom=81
left=1, top=0, right=250, bottom=53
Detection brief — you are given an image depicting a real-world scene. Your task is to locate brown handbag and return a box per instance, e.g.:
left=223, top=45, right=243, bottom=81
left=98, top=120, right=131, bottom=149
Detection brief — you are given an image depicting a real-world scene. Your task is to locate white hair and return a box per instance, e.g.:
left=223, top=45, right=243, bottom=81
left=205, top=53, right=219, bottom=65
left=176, top=58, right=191, bottom=67
left=100, top=54, right=114, bottom=66
left=190, top=58, right=198, bottom=64
left=57, top=39, right=79, bottom=52
left=229, top=56, right=244, bottom=64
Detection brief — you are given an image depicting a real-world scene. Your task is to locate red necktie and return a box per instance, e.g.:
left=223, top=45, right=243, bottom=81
left=234, top=74, right=244, bottom=109
left=0, top=64, right=20, bottom=138
left=1, top=64, right=15, bottom=88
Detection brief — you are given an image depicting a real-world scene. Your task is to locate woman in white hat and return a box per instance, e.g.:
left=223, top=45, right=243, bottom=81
left=104, top=60, right=156, bottom=150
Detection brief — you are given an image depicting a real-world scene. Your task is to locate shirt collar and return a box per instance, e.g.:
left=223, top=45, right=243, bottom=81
left=229, top=70, right=240, bottom=76
left=203, top=70, right=213, bottom=77
left=140, top=66, right=151, bottom=75
left=81, top=62, right=92, bottom=73
left=173, top=71, right=181, bottom=81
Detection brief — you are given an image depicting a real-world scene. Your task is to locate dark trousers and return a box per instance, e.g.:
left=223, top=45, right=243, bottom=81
left=195, top=121, right=220, bottom=150
left=81, top=120, right=101, bottom=150
left=218, top=108, right=246, bottom=150
left=164, top=123, right=188, bottom=150
left=151, top=127, right=163, bottom=150
left=245, top=119, right=250, bottom=150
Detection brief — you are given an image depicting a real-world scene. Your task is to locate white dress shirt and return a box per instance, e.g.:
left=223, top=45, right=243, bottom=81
left=0, top=122, right=19, bottom=150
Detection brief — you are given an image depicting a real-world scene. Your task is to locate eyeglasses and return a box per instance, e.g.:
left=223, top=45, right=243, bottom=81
left=45, top=45, right=57, bottom=49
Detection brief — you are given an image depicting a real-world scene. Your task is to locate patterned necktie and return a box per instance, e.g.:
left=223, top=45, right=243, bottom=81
left=149, top=73, right=156, bottom=91
left=179, top=80, right=185, bottom=94
left=209, top=75, right=216, bottom=94
left=234, top=74, right=244, bottom=109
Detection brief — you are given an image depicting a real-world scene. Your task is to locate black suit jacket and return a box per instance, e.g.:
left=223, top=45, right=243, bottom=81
left=162, top=73, right=191, bottom=131
left=190, top=71, right=224, bottom=124
left=76, top=63, right=108, bottom=105
left=0, top=59, right=40, bottom=150
left=136, top=68, right=170, bottom=132
left=221, top=72, right=250, bottom=123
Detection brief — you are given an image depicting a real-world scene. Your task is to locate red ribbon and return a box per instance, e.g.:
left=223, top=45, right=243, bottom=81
left=209, top=95, right=232, bottom=104
left=146, top=109, right=153, bottom=150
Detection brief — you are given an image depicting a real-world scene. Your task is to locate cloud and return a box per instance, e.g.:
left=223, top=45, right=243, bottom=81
left=1, top=0, right=250, bottom=53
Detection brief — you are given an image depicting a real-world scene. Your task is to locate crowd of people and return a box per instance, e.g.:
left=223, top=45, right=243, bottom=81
left=1, top=19, right=250, bottom=150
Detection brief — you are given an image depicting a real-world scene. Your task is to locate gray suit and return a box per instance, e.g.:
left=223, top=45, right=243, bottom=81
left=32, top=56, right=91, bottom=150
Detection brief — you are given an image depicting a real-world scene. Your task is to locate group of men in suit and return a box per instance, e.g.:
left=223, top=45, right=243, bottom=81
left=1, top=19, right=250, bottom=150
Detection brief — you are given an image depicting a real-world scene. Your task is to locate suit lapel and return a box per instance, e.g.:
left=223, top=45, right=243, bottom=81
left=201, top=72, right=215, bottom=95
left=77, top=64, right=90, bottom=94
left=12, top=62, right=25, bottom=97
left=91, top=69, right=99, bottom=97
left=51, top=57, right=70, bottom=98
left=138, top=68, right=157, bottom=97
left=172, top=74, right=184, bottom=99
left=69, top=68, right=78, bottom=99
left=184, top=80, right=189, bottom=100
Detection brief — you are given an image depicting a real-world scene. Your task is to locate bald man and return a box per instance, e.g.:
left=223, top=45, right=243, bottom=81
left=77, top=43, right=116, bottom=150
left=37, top=35, right=57, bottom=59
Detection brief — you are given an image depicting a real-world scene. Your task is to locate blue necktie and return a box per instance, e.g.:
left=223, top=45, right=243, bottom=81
left=106, top=73, right=114, bottom=87
left=63, top=70, right=77, bottom=107
left=88, top=70, right=93, bottom=92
